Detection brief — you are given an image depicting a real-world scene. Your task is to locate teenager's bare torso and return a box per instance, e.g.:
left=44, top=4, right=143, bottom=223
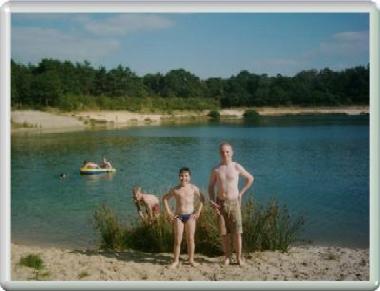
left=214, top=162, right=241, bottom=201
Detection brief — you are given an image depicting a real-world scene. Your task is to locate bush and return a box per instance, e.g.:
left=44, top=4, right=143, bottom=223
left=93, top=197, right=304, bottom=256
left=243, top=109, right=260, bottom=122
left=207, top=110, right=221, bottom=121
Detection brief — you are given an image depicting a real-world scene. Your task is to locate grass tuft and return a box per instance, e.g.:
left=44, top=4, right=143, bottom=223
left=93, top=197, right=304, bottom=256
left=19, top=254, right=44, bottom=270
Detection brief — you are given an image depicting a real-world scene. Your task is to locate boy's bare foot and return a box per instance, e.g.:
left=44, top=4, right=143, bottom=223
left=168, top=261, right=179, bottom=269
left=189, top=261, right=199, bottom=267
left=237, top=259, right=245, bottom=266
left=223, top=258, right=230, bottom=266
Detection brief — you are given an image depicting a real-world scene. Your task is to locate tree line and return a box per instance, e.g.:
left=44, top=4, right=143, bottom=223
left=11, top=58, right=369, bottom=111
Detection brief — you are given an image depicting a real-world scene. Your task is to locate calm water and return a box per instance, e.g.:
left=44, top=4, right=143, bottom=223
left=11, top=115, right=369, bottom=249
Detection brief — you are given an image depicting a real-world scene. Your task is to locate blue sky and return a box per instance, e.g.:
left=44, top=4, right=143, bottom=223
left=11, top=13, right=369, bottom=79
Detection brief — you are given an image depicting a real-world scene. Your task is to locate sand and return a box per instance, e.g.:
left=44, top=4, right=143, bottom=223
left=11, top=106, right=369, bottom=133
left=11, top=243, right=368, bottom=281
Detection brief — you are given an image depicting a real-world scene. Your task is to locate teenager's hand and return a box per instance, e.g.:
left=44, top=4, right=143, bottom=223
left=210, top=201, right=220, bottom=209
left=210, top=201, right=221, bottom=215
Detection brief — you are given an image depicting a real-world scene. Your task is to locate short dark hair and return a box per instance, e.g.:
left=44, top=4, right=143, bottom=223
left=179, top=167, right=191, bottom=175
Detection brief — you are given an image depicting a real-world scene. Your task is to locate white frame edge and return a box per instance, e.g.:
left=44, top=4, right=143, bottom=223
left=0, top=1, right=379, bottom=290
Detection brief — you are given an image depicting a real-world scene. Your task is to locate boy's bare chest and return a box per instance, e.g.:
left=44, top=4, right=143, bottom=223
left=174, top=189, right=195, bottom=201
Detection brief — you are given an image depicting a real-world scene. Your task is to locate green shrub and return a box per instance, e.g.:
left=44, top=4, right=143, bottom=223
left=207, top=110, right=221, bottom=121
left=243, top=109, right=260, bottom=122
left=93, top=197, right=304, bottom=256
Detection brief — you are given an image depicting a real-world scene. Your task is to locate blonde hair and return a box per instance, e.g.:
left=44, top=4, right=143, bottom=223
left=219, top=142, right=233, bottom=150
left=132, top=186, right=141, bottom=195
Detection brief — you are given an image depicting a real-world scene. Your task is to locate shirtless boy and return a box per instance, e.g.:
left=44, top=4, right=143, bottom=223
left=208, top=142, right=254, bottom=266
left=132, top=186, right=160, bottom=223
left=162, top=167, right=205, bottom=268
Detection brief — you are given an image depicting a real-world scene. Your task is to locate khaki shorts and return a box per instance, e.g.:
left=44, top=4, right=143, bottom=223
left=217, top=199, right=243, bottom=235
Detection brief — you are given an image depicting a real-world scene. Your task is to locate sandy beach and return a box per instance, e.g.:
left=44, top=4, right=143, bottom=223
left=11, top=106, right=369, bottom=133
left=11, top=243, right=368, bottom=281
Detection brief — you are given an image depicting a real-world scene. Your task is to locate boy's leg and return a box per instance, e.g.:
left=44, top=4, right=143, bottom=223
left=170, top=218, right=184, bottom=268
left=184, top=218, right=197, bottom=266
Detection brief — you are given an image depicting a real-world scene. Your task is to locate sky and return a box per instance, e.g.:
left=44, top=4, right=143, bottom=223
left=11, top=13, right=369, bottom=79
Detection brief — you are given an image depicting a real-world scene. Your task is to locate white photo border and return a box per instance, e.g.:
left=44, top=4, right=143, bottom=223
left=1, top=1, right=379, bottom=290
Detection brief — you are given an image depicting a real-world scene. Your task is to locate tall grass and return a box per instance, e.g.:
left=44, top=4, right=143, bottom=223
left=93, top=198, right=304, bottom=256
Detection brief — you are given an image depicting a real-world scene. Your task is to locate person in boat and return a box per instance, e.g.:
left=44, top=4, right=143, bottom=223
left=162, top=167, right=205, bottom=268
left=100, top=157, right=112, bottom=169
left=132, top=186, right=160, bottom=223
left=82, top=160, right=100, bottom=169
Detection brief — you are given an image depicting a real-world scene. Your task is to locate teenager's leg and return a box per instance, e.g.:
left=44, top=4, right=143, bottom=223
left=170, top=219, right=184, bottom=268
left=218, top=214, right=231, bottom=265
left=222, top=234, right=231, bottom=265
left=184, top=218, right=197, bottom=265
left=234, top=233, right=244, bottom=265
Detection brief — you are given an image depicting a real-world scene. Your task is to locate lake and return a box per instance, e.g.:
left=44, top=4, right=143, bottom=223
left=11, top=115, right=369, bottom=249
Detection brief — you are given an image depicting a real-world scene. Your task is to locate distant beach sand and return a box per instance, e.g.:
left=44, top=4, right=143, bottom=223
left=12, top=243, right=368, bottom=281
left=11, top=106, right=369, bottom=134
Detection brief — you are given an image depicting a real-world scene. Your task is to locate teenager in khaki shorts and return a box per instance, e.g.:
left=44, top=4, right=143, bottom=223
left=217, top=198, right=243, bottom=235
left=209, top=142, right=254, bottom=266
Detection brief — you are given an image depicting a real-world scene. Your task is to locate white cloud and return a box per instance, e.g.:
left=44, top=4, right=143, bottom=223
left=12, top=27, right=120, bottom=63
left=79, top=14, right=174, bottom=36
left=318, top=31, right=369, bottom=57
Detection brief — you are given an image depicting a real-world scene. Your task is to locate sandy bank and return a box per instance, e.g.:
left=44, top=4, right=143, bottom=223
left=12, top=243, right=368, bottom=281
left=11, top=110, right=86, bottom=133
left=11, top=106, right=369, bottom=133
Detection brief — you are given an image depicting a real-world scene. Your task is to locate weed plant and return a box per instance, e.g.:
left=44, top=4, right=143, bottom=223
left=19, top=254, right=49, bottom=280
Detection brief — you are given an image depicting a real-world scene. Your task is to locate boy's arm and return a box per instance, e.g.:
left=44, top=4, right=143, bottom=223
left=236, top=163, right=254, bottom=200
left=134, top=201, right=146, bottom=221
left=162, top=189, right=175, bottom=220
left=193, top=187, right=204, bottom=219
left=146, top=202, right=154, bottom=220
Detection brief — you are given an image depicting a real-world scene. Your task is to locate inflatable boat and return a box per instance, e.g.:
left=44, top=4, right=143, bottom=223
left=80, top=167, right=116, bottom=175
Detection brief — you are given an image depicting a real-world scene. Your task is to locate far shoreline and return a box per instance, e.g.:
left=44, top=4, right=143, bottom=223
left=11, top=105, right=369, bottom=134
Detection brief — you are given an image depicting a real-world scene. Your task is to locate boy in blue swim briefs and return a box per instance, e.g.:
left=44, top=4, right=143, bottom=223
left=162, top=167, right=205, bottom=268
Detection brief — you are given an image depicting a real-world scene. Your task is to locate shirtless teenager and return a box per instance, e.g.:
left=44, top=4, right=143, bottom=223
left=162, top=167, right=205, bottom=268
left=132, top=186, right=160, bottom=223
left=208, top=142, right=254, bottom=266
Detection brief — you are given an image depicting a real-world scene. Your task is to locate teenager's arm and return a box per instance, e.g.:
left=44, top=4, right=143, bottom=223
left=236, top=163, right=254, bottom=199
left=208, top=169, right=217, bottom=202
